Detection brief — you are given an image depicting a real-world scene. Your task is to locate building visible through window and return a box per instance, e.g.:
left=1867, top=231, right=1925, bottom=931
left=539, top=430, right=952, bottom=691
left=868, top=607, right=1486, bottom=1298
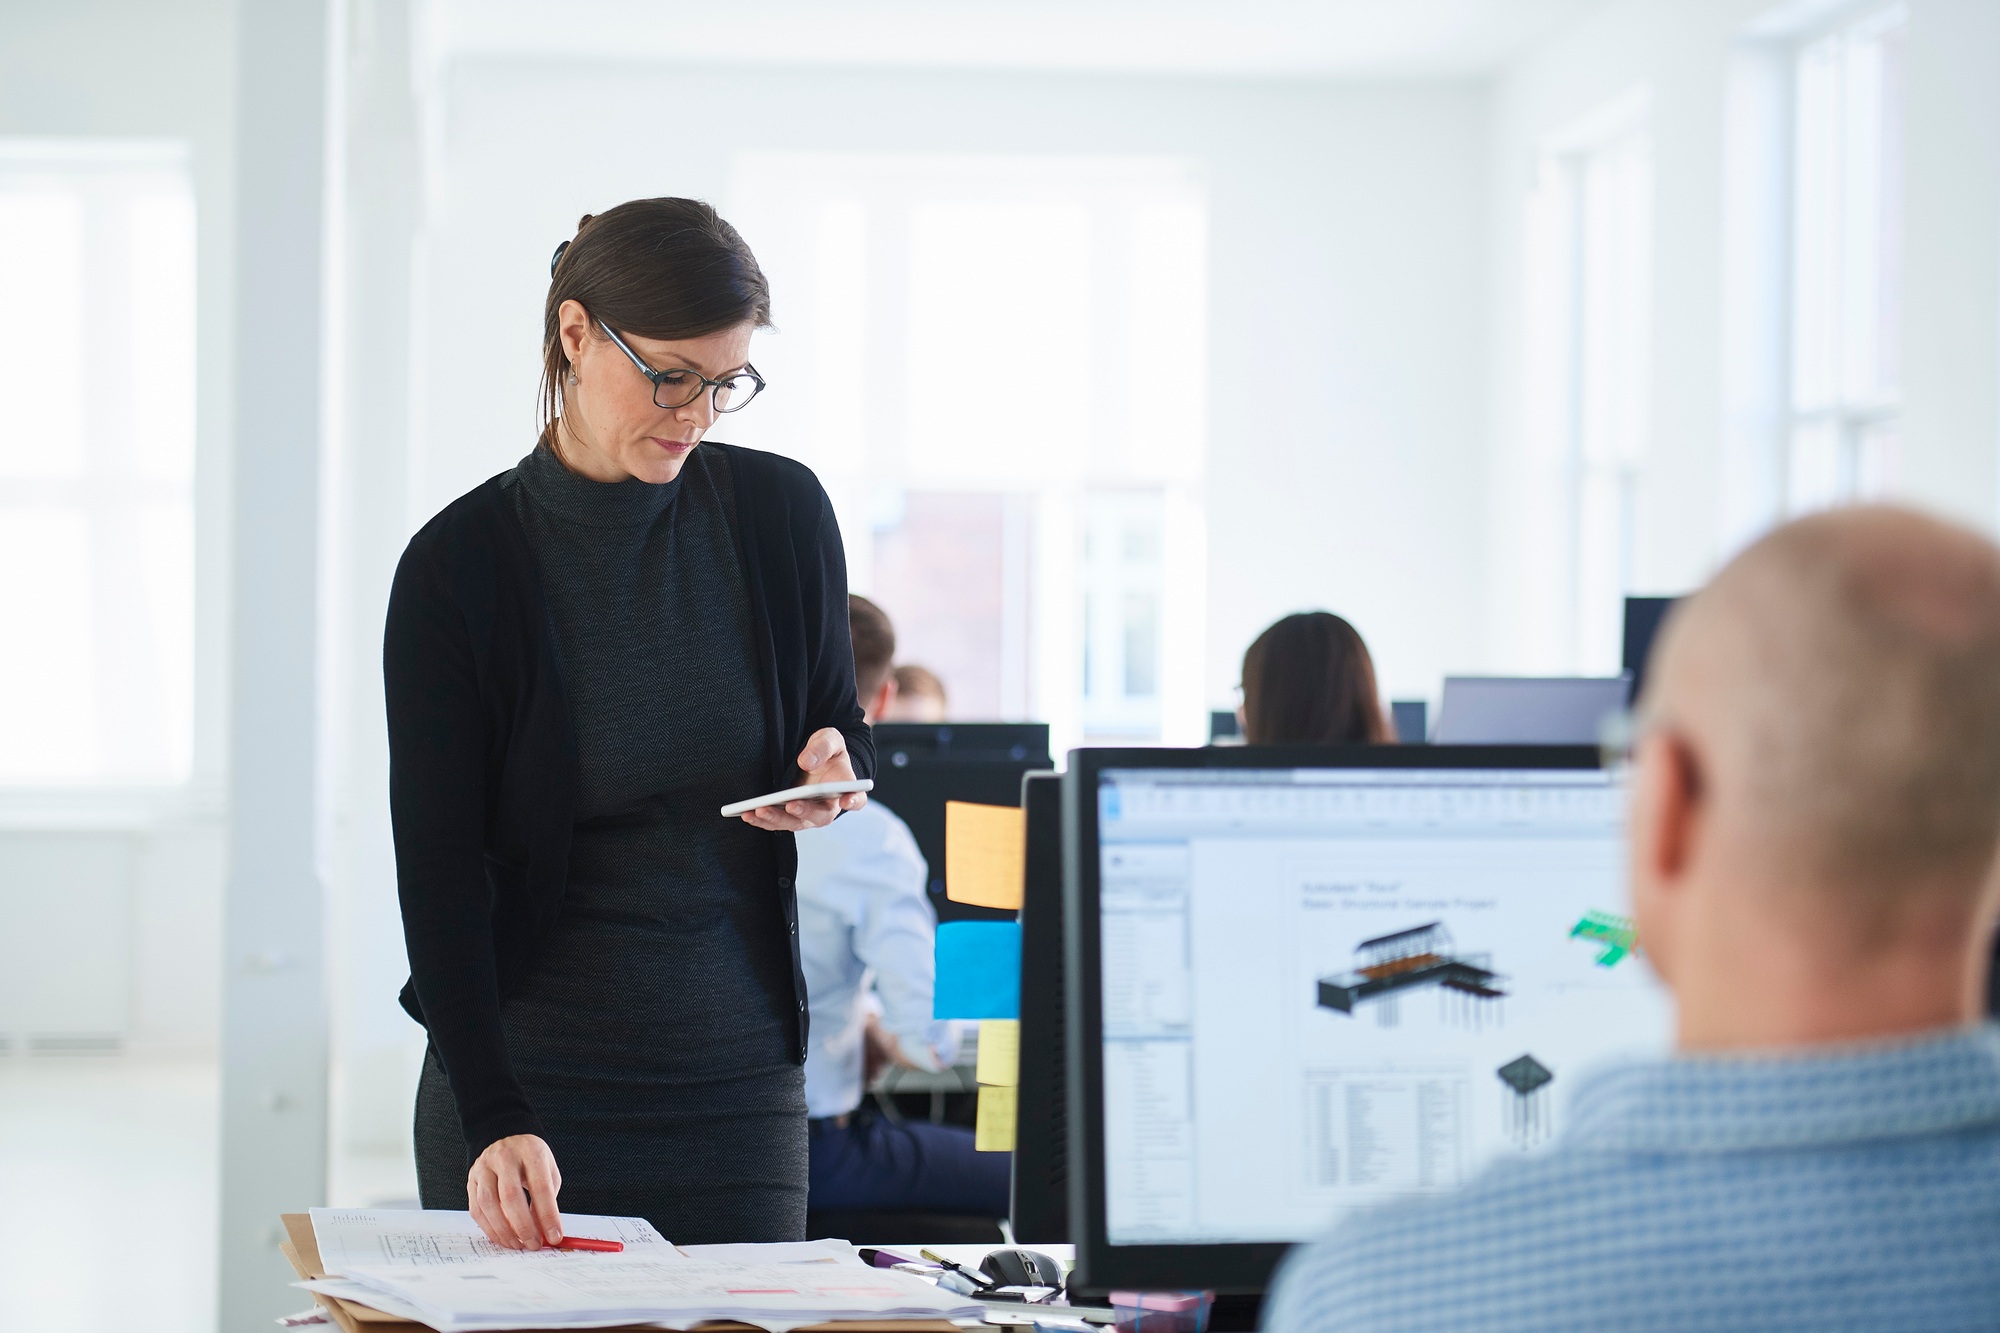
left=726, top=154, right=1209, bottom=747
left=0, top=141, right=196, bottom=785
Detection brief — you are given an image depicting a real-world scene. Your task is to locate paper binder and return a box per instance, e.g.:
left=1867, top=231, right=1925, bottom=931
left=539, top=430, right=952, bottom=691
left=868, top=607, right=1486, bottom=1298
left=278, top=1214, right=957, bottom=1333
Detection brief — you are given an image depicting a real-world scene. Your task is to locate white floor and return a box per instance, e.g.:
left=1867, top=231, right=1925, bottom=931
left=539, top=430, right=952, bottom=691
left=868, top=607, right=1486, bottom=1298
left=0, top=1055, right=421, bottom=1333
left=0, top=1056, right=219, bottom=1333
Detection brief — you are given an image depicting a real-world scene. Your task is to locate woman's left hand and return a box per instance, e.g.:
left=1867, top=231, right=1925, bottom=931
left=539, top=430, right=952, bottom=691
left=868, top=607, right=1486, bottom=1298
left=740, top=726, right=869, bottom=832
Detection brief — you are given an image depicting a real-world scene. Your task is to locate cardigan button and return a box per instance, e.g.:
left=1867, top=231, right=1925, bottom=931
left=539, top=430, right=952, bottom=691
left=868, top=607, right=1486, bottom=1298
left=778, top=876, right=793, bottom=890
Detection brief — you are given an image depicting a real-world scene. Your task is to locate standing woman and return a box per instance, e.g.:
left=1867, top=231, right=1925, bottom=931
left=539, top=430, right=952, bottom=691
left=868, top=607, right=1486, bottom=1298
left=386, top=199, right=872, bottom=1249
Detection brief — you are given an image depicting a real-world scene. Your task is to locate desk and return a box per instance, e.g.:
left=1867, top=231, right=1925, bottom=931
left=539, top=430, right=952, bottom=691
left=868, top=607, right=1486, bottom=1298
left=871, top=1058, right=979, bottom=1123
left=872, top=1023, right=981, bottom=1122
left=281, top=1217, right=1085, bottom=1333
left=868, top=1246, right=1109, bottom=1328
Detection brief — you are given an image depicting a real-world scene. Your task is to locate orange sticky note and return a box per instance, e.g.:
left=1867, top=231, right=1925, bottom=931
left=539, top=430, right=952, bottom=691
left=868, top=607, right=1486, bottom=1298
left=945, top=801, right=1026, bottom=910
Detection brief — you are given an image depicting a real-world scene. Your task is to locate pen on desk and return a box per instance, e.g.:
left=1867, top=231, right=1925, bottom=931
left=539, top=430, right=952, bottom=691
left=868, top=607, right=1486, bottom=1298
left=918, top=1249, right=995, bottom=1287
left=859, top=1247, right=922, bottom=1268
left=555, top=1236, right=624, bottom=1252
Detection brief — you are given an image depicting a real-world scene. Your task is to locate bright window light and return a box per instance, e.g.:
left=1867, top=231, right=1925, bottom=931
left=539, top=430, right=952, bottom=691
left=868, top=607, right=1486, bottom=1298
left=1523, top=93, right=1653, bottom=675
left=905, top=201, right=1093, bottom=488
left=0, top=141, right=196, bottom=786
left=1788, top=5, right=1905, bottom=511
left=726, top=154, right=1209, bottom=749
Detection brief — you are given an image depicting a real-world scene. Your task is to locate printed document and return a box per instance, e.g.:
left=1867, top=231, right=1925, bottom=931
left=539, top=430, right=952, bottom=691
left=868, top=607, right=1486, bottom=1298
left=336, top=1256, right=982, bottom=1332
left=309, top=1209, right=672, bottom=1275
left=673, top=1239, right=860, bottom=1266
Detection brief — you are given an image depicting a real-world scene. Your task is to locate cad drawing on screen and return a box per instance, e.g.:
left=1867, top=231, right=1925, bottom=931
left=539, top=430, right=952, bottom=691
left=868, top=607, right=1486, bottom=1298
left=1569, top=909, right=1637, bottom=966
left=1496, top=1054, right=1555, bottom=1148
left=1316, top=922, right=1506, bottom=1030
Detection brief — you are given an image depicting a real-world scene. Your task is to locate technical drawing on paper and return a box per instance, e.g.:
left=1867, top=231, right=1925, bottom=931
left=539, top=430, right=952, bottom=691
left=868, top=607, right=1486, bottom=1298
left=1316, top=922, right=1505, bottom=1028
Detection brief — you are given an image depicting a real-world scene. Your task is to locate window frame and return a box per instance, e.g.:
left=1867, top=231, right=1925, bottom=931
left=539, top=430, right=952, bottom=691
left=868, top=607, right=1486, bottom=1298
left=0, top=138, right=205, bottom=809
left=1782, top=2, right=1908, bottom=512
left=722, top=152, right=1212, bottom=751
left=1522, top=89, right=1655, bottom=676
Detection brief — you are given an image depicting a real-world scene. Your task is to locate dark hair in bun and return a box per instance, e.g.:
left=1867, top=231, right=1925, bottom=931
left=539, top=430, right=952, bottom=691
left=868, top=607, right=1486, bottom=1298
left=539, top=198, right=771, bottom=451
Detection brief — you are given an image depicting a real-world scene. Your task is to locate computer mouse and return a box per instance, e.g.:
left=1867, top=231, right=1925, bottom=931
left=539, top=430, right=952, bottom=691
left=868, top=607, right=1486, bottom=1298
left=979, top=1247, right=1066, bottom=1289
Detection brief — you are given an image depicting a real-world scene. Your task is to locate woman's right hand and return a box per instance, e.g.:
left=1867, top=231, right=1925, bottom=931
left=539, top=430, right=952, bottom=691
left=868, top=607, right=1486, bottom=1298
left=468, top=1133, right=564, bottom=1249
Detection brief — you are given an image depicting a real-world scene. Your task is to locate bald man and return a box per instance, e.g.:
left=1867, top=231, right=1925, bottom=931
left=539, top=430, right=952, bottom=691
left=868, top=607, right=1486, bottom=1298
left=1263, top=507, right=2000, bottom=1333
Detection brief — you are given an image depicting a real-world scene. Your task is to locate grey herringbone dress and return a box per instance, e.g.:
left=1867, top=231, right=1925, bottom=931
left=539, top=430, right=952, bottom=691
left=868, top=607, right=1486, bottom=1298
left=414, top=443, right=806, bottom=1242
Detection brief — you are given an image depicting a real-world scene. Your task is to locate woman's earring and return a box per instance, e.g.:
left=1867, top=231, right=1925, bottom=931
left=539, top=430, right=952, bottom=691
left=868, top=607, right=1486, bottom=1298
left=567, top=370, right=578, bottom=386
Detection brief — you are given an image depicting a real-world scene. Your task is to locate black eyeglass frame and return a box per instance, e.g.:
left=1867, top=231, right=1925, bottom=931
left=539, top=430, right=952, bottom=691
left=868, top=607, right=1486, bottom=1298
left=595, top=319, right=766, bottom=413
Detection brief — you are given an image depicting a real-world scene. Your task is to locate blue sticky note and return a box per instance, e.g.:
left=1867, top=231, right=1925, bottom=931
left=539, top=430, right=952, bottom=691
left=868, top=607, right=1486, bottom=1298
left=934, top=920, right=1022, bottom=1020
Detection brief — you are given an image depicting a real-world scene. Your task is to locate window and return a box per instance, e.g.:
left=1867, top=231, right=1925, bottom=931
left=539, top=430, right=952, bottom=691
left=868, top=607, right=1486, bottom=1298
left=725, top=154, right=1209, bottom=748
left=1787, top=5, right=1905, bottom=511
left=1523, top=93, right=1653, bottom=675
left=0, top=141, right=196, bottom=786
left=1082, top=493, right=1164, bottom=738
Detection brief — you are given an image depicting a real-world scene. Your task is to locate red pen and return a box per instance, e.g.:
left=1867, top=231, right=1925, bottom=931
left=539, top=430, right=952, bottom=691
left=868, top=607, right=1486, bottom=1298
left=555, top=1236, right=624, bottom=1253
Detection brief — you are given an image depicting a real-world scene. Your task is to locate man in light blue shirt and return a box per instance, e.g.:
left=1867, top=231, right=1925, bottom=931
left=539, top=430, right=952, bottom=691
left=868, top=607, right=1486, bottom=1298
left=1265, top=507, right=2000, bottom=1332
left=797, top=595, right=1011, bottom=1216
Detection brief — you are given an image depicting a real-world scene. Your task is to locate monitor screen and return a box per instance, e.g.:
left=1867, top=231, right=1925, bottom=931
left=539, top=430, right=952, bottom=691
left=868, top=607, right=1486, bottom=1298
left=873, top=721, right=1052, bottom=764
left=1087, top=759, right=1669, bottom=1253
left=1432, top=676, right=1631, bottom=744
left=1623, top=596, right=1680, bottom=701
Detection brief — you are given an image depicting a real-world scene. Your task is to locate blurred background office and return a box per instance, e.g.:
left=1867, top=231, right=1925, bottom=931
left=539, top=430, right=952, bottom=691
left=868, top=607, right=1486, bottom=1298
left=0, top=0, right=1994, bottom=1329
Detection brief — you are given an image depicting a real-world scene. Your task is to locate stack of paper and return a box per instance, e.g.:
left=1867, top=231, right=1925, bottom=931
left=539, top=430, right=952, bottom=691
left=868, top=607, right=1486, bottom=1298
left=674, top=1239, right=858, bottom=1266
left=332, top=1256, right=984, bottom=1332
left=309, top=1209, right=673, bottom=1274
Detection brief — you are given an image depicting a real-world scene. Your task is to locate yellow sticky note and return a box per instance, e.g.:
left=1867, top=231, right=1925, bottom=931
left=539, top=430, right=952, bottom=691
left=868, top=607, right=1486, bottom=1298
left=975, top=1083, right=1018, bottom=1152
left=975, top=1019, right=1020, bottom=1087
left=945, top=801, right=1026, bottom=910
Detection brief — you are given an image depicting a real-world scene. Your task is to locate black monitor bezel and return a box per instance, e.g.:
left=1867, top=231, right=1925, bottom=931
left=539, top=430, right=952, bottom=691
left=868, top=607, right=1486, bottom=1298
left=1063, top=743, right=1607, bottom=1294
left=1010, top=770, right=1071, bottom=1246
left=873, top=721, right=1053, bottom=763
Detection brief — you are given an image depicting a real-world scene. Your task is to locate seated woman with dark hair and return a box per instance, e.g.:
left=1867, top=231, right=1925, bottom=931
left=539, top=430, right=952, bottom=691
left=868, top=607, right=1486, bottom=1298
left=1240, top=611, right=1393, bottom=745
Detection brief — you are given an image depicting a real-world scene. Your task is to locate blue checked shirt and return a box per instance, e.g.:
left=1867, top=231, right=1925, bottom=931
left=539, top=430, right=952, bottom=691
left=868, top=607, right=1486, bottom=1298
left=1263, top=1024, right=2000, bottom=1332
left=795, top=801, right=959, bottom=1119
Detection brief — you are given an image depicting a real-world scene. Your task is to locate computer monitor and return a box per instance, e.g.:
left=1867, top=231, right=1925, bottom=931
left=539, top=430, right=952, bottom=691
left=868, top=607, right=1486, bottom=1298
left=1622, top=596, right=1680, bottom=703
left=1432, top=676, right=1630, bottom=744
left=870, top=754, right=1049, bottom=925
left=1389, top=699, right=1428, bottom=744
left=874, top=722, right=1051, bottom=764
left=1010, top=772, right=1070, bottom=1244
left=1063, top=746, right=1668, bottom=1295
left=1216, top=705, right=1425, bottom=745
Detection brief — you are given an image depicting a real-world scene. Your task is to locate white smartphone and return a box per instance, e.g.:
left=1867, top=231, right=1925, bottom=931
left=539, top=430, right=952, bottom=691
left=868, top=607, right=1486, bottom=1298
left=719, top=778, right=874, bottom=818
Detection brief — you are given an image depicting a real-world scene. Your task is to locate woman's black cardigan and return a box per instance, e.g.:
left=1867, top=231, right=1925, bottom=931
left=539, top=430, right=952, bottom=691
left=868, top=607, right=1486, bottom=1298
left=382, top=442, right=873, bottom=1157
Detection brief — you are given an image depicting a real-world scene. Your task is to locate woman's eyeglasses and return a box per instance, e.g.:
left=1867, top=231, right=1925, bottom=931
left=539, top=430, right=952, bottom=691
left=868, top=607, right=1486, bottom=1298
left=596, top=319, right=766, bottom=414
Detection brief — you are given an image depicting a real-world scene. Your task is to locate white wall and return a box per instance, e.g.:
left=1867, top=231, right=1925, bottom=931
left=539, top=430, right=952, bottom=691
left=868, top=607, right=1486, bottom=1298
left=310, top=53, right=1494, bottom=1166
left=324, top=0, right=433, bottom=1175
left=1901, top=0, right=2000, bottom=521
left=1484, top=0, right=2000, bottom=671
left=407, top=60, right=1493, bottom=704
left=0, top=0, right=235, bottom=1057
